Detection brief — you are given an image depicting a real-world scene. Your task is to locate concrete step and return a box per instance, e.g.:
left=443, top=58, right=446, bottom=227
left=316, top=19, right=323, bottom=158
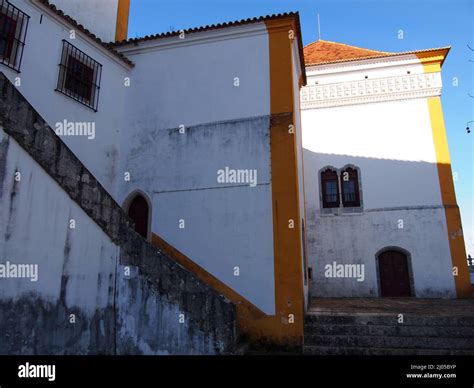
left=305, top=313, right=474, bottom=327
left=304, top=334, right=474, bottom=350
left=303, top=345, right=474, bottom=356
left=305, top=323, right=474, bottom=337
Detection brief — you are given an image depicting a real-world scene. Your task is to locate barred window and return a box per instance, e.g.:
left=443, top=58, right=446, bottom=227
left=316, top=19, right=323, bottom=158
left=340, top=167, right=361, bottom=207
left=0, top=0, right=29, bottom=72
left=321, top=168, right=339, bottom=208
left=56, top=40, right=102, bottom=111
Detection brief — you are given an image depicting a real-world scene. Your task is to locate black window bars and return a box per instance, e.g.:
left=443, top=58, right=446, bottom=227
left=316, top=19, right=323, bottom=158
left=0, top=0, right=29, bottom=72
left=56, top=40, right=102, bottom=111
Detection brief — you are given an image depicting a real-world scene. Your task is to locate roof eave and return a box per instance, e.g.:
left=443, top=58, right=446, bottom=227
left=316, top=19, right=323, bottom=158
left=305, top=46, right=451, bottom=68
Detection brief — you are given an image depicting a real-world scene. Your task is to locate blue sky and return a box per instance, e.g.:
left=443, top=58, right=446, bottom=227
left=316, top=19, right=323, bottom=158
left=128, top=0, right=474, bottom=255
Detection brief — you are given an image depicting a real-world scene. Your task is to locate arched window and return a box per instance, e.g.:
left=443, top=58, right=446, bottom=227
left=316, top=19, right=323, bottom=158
left=340, top=167, right=360, bottom=207
left=321, top=168, right=339, bottom=208
left=127, top=194, right=149, bottom=239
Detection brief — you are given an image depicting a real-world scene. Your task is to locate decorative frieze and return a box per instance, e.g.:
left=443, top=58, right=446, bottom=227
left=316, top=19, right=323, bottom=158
left=300, top=72, right=442, bottom=109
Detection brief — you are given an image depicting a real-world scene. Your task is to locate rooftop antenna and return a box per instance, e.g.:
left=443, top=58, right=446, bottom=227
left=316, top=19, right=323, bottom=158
left=317, top=13, right=321, bottom=41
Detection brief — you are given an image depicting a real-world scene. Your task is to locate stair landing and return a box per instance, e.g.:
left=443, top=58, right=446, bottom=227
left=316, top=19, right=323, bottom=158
left=308, top=297, right=474, bottom=316
left=304, top=298, right=474, bottom=355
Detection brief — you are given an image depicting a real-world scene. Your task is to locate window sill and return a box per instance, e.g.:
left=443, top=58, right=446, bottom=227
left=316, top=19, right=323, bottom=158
left=319, top=207, right=364, bottom=216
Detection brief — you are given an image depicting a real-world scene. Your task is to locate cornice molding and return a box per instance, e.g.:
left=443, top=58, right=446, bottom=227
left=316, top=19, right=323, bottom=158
left=301, top=72, right=442, bottom=109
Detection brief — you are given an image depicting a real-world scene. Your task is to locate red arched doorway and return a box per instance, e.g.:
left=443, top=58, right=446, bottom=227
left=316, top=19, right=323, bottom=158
left=377, top=249, right=412, bottom=297
left=127, top=194, right=149, bottom=239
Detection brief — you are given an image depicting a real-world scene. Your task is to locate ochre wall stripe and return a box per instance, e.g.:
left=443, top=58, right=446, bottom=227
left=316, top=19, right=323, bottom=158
left=263, top=17, right=305, bottom=347
left=115, top=0, right=130, bottom=42
left=418, top=48, right=471, bottom=297
left=151, top=233, right=265, bottom=319
left=151, top=17, right=306, bottom=349
left=424, top=96, right=471, bottom=297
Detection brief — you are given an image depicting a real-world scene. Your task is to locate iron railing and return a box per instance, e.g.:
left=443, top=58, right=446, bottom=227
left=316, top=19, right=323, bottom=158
left=56, top=40, right=102, bottom=111
left=0, top=0, right=30, bottom=72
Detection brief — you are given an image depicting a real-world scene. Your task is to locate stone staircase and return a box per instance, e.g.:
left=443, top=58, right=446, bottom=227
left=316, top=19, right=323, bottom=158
left=304, top=299, right=474, bottom=355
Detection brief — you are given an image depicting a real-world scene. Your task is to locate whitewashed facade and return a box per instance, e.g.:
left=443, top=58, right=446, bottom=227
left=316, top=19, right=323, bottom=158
left=301, top=50, right=460, bottom=298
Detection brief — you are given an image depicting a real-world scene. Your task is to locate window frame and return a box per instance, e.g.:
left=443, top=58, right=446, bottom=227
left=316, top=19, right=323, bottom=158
left=56, top=40, right=102, bottom=111
left=0, top=0, right=30, bottom=72
left=319, top=165, right=363, bottom=213
left=320, top=167, right=340, bottom=209
left=340, top=166, right=361, bottom=208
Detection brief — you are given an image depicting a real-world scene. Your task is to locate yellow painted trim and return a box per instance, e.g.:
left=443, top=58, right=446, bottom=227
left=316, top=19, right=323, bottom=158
left=255, top=16, right=305, bottom=347
left=415, top=48, right=449, bottom=73
left=149, top=16, right=306, bottom=348
left=419, top=47, right=471, bottom=297
left=151, top=234, right=266, bottom=332
left=425, top=97, right=471, bottom=297
left=115, top=0, right=130, bottom=42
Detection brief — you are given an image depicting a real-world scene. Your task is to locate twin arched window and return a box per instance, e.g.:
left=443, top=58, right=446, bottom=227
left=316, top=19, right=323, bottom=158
left=321, top=166, right=361, bottom=209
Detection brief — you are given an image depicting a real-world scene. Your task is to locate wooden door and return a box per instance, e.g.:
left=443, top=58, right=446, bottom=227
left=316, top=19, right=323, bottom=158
left=128, top=195, right=149, bottom=239
left=378, top=250, right=411, bottom=297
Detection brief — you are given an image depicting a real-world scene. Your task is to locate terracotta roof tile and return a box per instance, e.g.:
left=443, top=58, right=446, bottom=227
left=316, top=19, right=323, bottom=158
left=304, top=39, right=450, bottom=67
left=304, top=40, right=390, bottom=65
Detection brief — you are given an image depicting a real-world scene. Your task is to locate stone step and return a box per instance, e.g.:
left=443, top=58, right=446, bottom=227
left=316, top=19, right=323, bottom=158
left=305, top=313, right=474, bottom=327
left=304, top=334, right=474, bottom=350
left=305, top=323, right=474, bottom=337
left=303, top=345, right=474, bottom=356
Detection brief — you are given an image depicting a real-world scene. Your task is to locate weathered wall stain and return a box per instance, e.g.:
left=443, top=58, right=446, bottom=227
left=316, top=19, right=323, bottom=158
left=0, top=134, right=9, bottom=200
left=0, top=73, right=236, bottom=355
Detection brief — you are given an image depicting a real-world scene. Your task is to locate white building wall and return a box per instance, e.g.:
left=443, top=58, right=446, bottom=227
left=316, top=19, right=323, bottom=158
left=116, top=27, right=276, bottom=313
left=3, top=0, right=131, bottom=197
left=0, top=128, right=117, bottom=312
left=303, top=98, right=443, bottom=210
left=116, top=23, right=270, bottom=129
left=301, top=58, right=456, bottom=298
left=48, top=0, right=119, bottom=43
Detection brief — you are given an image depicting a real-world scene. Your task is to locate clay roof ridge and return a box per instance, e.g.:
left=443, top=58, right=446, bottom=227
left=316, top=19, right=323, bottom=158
left=111, top=12, right=299, bottom=46
left=304, top=39, right=451, bottom=67
left=304, top=39, right=391, bottom=53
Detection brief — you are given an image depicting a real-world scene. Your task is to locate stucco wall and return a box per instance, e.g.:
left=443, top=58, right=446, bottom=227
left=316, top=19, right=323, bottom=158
left=117, top=28, right=276, bottom=314
left=301, top=62, right=456, bottom=298
left=0, top=75, right=236, bottom=354
left=306, top=207, right=455, bottom=297
left=302, top=99, right=443, bottom=210
left=120, top=116, right=276, bottom=314
left=117, top=23, right=270, bottom=129
left=5, top=0, right=130, bottom=196
left=48, top=0, right=119, bottom=43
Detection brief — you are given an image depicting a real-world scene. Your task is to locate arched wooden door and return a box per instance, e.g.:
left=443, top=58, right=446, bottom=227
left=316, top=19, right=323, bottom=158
left=128, top=195, right=149, bottom=239
left=378, top=250, right=411, bottom=297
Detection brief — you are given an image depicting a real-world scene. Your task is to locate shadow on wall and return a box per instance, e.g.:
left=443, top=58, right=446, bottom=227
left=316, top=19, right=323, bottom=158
left=0, top=73, right=236, bottom=355
left=302, top=149, right=470, bottom=299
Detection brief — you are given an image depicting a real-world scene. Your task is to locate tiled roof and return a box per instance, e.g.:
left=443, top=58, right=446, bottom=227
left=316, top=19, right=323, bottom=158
left=37, top=0, right=134, bottom=67
left=112, top=12, right=307, bottom=85
left=304, top=40, right=390, bottom=65
left=114, top=12, right=297, bottom=45
left=304, top=39, right=450, bottom=67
